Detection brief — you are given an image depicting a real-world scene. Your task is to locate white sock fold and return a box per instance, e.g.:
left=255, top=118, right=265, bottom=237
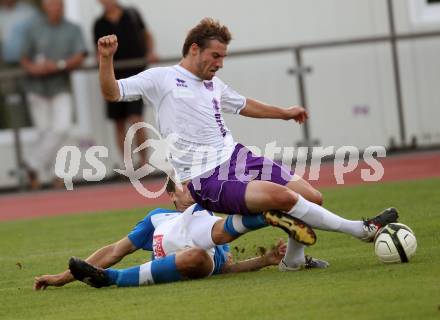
left=287, top=194, right=310, bottom=218
left=283, top=238, right=305, bottom=267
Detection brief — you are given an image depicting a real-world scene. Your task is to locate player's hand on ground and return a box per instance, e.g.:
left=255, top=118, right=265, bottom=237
left=97, top=35, right=118, bottom=58
left=284, top=106, right=309, bottom=124
left=34, top=274, right=68, bottom=290
left=264, top=239, right=287, bottom=265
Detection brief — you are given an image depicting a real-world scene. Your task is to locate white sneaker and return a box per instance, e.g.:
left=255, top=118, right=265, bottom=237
left=279, top=259, right=304, bottom=272
left=361, top=207, right=399, bottom=242
left=279, top=256, right=330, bottom=272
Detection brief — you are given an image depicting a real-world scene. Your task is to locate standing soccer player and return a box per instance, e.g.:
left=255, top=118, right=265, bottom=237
left=97, top=18, right=398, bottom=270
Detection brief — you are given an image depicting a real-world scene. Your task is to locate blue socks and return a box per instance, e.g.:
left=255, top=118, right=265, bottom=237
left=223, top=214, right=267, bottom=237
left=150, top=254, right=182, bottom=284
left=104, top=254, right=182, bottom=287
left=105, top=266, right=139, bottom=287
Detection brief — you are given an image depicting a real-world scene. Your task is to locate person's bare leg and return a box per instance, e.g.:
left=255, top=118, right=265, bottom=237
left=128, top=114, right=148, bottom=166
left=69, top=248, right=213, bottom=287
left=175, top=248, right=213, bottom=279
left=211, top=219, right=237, bottom=245
left=244, top=180, right=299, bottom=213
left=243, top=181, right=319, bottom=245
left=244, top=180, right=372, bottom=240
left=285, top=174, right=323, bottom=205
left=115, top=118, right=126, bottom=162
left=211, top=214, right=270, bottom=245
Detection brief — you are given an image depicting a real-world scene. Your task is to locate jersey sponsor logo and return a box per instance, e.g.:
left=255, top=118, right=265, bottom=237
left=176, top=78, right=188, bottom=88
left=212, top=98, right=227, bottom=137
left=153, top=234, right=166, bottom=258
left=203, top=81, right=214, bottom=91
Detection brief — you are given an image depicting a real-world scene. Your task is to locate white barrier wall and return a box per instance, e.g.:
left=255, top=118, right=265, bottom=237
left=0, top=0, right=439, bottom=188
left=65, top=0, right=440, bottom=149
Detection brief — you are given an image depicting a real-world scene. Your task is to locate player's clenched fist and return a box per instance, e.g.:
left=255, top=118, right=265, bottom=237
left=284, top=106, right=309, bottom=124
left=97, top=35, right=118, bottom=58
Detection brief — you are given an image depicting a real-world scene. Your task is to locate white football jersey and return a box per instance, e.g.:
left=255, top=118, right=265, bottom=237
left=151, top=204, right=221, bottom=259
left=117, top=65, right=246, bottom=181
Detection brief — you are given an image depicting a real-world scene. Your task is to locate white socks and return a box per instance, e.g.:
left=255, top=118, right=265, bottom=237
left=287, top=195, right=365, bottom=239
left=282, top=238, right=306, bottom=267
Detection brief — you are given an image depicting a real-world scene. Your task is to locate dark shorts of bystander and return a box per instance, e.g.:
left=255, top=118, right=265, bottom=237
left=106, top=99, right=144, bottom=120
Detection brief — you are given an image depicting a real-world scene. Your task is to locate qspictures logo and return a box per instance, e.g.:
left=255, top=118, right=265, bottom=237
left=55, top=122, right=386, bottom=198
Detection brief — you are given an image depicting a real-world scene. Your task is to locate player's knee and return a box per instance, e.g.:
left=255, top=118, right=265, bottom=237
left=179, top=248, right=212, bottom=279
left=271, top=189, right=298, bottom=211
left=309, top=190, right=323, bottom=206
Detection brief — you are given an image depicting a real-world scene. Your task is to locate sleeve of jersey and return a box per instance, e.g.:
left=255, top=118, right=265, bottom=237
left=117, top=68, right=162, bottom=105
left=127, top=216, right=155, bottom=250
left=127, top=208, right=167, bottom=250
left=222, top=243, right=231, bottom=253
left=220, top=85, right=247, bottom=115
left=212, top=245, right=229, bottom=275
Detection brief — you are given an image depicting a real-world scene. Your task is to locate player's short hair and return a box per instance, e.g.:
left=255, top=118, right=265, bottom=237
left=182, top=18, right=232, bottom=57
left=166, top=179, right=176, bottom=193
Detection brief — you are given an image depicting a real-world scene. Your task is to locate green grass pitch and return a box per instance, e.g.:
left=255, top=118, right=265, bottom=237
left=1, top=179, right=439, bottom=319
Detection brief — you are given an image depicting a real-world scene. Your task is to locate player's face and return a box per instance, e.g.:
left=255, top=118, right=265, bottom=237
left=43, top=0, right=64, bottom=24
left=99, top=0, right=117, bottom=9
left=169, top=182, right=195, bottom=212
left=194, top=40, right=227, bottom=80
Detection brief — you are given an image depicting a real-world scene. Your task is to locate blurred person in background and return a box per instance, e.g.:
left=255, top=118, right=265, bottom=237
left=0, top=0, right=38, bottom=66
left=0, top=0, right=38, bottom=129
left=94, top=0, right=158, bottom=170
left=20, top=0, right=87, bottom=190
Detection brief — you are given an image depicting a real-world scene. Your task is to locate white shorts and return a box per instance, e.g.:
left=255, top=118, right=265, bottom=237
left=152, top=204, right=222, bottom=259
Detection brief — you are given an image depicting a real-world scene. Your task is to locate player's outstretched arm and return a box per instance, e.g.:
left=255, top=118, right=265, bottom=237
left=34, top=237, right=137, bottom=290
left=221, top=239, right=286, bottom=274
left=98, top=34, right=121, bottom=102
left=84, top=237, right=137, bottom=268
left=239, top=98, right=308, bottom=124
left=34, top=271, right=74, bottom=290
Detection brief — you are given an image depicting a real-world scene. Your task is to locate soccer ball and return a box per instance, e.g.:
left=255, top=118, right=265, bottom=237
left=374, top=223, right=417, bottom=263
